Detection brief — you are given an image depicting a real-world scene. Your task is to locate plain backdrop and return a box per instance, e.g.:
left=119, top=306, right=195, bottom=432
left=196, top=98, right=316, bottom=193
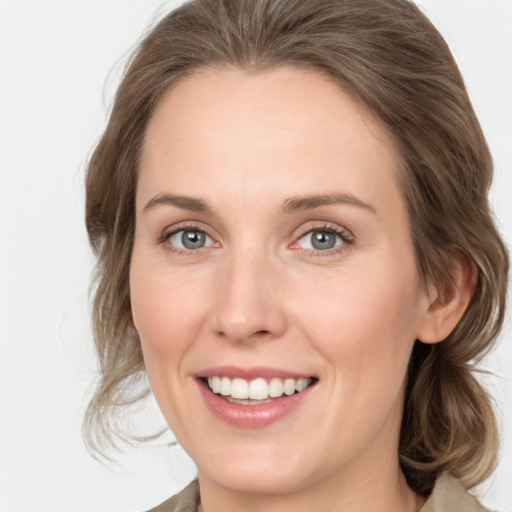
left=0, top=1, right=511, bottom=511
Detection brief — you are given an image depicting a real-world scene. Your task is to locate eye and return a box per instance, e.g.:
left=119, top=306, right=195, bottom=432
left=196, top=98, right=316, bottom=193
left=296, top=229, right=346, bottom=251
left=168, top=229, right=215, bottom=250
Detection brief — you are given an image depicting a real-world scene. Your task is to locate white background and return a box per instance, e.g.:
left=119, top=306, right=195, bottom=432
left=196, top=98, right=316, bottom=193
left=0, top=1, right=511, bottom=511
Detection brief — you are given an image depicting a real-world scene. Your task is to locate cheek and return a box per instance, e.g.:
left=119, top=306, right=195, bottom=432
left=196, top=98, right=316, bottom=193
left=129, top=253, right=208, bottom=366
left=129, top=252, right=214, bottom=430
left=294, top=257, right=424, bottom=390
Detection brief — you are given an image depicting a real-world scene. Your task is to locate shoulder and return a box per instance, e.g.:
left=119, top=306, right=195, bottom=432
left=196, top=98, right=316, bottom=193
left=145, top=479, right=200, bottom=512
left=420, top=473, right=488, bottom=512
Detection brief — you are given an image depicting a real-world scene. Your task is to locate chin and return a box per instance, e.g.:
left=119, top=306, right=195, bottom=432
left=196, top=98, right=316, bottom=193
left=198, top=456, right=313, bottom=495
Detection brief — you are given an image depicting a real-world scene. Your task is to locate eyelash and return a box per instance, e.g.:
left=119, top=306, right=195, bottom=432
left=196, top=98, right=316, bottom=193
left=157, top=222, right=354, bottom=257
left=158, top=223, right=217, bottom=257
left=292, top=224, right=354, bottom=257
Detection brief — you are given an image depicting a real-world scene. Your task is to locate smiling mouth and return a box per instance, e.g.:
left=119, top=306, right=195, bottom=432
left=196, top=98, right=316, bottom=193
left=202, top=376, right=317, bottom=405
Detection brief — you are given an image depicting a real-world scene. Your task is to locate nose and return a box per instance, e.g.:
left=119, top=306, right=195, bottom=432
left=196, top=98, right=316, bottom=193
left=210, top=249, right=287, bottom=344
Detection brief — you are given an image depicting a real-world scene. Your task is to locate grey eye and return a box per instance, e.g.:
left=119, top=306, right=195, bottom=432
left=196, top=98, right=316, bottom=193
left=298, top=230, right=343, bottom=251
left=169, top=229, right=213, bottom=250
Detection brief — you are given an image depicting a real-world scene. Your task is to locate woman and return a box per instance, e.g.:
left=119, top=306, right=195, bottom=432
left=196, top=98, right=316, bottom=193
left=84, top=0, right=508, bottom=510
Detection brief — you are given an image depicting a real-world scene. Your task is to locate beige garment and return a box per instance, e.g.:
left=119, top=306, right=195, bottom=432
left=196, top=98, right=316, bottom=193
left=419, top=472, right=487, bottom=512
left=146, top=472, right=488, bottom=512
left=147, top=479, right=199, bottom=512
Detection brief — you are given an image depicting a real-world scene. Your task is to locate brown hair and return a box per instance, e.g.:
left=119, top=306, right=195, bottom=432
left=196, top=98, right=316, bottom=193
left=84, top=0, right=508, bottom=496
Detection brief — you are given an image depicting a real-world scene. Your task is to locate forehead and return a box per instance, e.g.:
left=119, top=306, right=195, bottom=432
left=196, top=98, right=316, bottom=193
left=138, top=66, right=402, bottom=215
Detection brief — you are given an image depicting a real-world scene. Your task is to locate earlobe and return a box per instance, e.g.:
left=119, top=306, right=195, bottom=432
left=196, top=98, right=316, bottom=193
left=416, top=257, right=476, bottom=344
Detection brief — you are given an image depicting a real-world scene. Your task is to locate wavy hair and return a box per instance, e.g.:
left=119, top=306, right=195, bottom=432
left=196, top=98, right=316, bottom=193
left=84, top=0, right=508, bottom=496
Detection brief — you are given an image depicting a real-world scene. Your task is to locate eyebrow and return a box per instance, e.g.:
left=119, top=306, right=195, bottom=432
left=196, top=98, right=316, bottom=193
left=281, top=193, right=377, bottom=215
left=142, top=192, right=377, bottom=215
left=143, top=193, right=210, bottom=213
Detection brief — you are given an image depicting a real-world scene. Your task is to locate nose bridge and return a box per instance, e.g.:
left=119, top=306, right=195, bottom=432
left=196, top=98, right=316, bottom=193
left=211, top=240, right=286, bottom=343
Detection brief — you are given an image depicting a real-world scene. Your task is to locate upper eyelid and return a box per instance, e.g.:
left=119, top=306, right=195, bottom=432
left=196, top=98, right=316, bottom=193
left=167, top=227, right=213, bottom=238
left=293, top=221, right=353, bottom=239
left=300, top=225, right=349, bottom=235
left=161, top=221, right=215, bottom=238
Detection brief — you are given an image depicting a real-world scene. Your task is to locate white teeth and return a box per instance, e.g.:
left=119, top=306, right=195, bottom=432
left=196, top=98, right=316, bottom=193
left=206, top=376, right=312, bottom=400
left=231, top=378, right=249, bottom=399
left=249, top=378, right=268, bottom=400
left=283, top=378, right=296, bottom=395
left=268, top=377, right=284, bottom=398
left=220, top=376, right=231, bottom=396
left=295, top=378, right=308, bottom=392
left=208, top=376, right=221, bottom=393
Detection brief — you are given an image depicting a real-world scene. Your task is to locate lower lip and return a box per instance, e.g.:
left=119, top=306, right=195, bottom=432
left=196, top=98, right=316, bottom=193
left=197, top=380, right=315, bottom=428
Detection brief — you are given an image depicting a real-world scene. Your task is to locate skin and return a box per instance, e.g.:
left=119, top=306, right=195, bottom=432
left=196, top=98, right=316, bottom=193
left=130, top=66, right=470, bottom=512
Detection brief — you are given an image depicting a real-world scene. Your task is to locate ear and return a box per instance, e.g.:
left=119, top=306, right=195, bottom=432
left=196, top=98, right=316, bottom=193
left=416, top=256, right=476, bottom=344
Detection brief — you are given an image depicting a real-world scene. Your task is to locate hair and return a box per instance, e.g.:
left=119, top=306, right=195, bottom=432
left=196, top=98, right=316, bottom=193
left=84, top=0, right=508, bottom=496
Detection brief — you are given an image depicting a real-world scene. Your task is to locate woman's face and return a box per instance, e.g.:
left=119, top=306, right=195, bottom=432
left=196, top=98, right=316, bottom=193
left=130, top=67, right=432, bottom=495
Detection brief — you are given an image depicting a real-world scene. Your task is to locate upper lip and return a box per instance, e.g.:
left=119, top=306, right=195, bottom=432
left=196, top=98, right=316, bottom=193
left=195, top=366, right=315, bottom=380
